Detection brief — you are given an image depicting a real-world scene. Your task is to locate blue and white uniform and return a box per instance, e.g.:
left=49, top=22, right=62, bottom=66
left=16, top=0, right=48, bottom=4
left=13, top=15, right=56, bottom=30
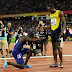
left=12, top=35, right=28, bottom=64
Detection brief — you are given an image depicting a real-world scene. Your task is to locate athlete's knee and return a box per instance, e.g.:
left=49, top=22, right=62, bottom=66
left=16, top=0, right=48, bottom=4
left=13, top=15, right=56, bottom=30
left=53, top=43, right=57, bottom=51
left=20, top=65, right=24, bottom=69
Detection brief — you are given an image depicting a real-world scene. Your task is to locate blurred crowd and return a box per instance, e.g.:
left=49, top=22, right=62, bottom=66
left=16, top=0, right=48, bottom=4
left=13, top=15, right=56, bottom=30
left=0, top=0, right=72, bottom=14
left=2, top=18, right=72, bottom=41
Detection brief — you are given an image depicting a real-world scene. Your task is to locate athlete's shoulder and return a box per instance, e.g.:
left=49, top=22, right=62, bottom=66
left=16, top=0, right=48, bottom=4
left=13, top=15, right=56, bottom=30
left=59, top=11, right=64, bottom=17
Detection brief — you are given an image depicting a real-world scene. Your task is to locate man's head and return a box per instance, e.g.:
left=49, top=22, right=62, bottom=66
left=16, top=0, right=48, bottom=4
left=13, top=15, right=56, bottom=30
left=0, top=21, right=3, bottom=28
left=39, top=21, right=44, bottom=25
left=47, top=4, right=56, bottom=13
left=7, top=21, right=11, bottom=28
left=28, top=32, right=34, bottom=38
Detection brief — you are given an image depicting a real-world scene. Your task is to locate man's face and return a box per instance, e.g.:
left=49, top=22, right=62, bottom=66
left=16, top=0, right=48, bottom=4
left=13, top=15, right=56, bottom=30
left=39, top=21, right=43, bottom=25
left=48, top=7, right=54, bottom=13
left=7, top=23, right=11, bottom=27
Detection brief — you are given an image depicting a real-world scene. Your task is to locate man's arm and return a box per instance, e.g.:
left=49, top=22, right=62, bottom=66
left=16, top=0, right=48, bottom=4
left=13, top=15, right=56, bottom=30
left=36, top=24, right=40, bottom=32
left=0, top=25, right=6, bottom=32
left=7, top=28, right=14, bottom=35
left=59, top=11, right=66, bottom=37
left=2, top=27, right=6, bottom=32
left=7, top=31, right=14, bottom=35
left=42, top=24, right=51, bottom=29
left=25, top=37, right=46, bottom=42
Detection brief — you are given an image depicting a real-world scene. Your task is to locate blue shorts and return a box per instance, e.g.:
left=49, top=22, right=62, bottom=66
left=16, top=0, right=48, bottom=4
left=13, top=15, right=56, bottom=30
left=12, top=48, right=28, bottom=64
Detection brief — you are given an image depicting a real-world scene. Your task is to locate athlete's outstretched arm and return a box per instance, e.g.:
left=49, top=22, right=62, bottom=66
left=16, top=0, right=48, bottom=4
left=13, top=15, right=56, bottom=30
left=25, top=37, right=46, bottom=42
left=59, top=11, right=66, bottom=37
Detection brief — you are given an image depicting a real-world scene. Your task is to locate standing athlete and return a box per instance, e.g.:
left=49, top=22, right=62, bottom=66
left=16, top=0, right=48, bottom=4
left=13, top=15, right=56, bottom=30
left=48, top=4, right=66, bottom=68
left=42, top=4, right=66, bottom=68
left=3, top=33, right=46, bottom=69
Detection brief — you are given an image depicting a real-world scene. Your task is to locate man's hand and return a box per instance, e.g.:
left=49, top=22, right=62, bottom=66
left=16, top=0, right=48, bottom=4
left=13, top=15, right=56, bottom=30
left=2, top=28, right=6, bottom=32
left=0, top=25, right=3, bottom=29
left=59, top=31, right=63, bottom=38
left=40, top=24, right=44, bottom=30
left=7, top=30, right=10, bottom=33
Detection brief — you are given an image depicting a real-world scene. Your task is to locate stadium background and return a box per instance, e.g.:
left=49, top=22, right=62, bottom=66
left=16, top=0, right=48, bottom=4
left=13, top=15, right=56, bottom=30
left=0, top=0, right=72, bottom=72
left=0, top=0, right=72, bottom=41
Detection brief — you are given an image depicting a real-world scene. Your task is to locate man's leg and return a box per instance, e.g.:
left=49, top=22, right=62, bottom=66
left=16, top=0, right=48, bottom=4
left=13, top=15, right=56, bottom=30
left=24, top=49, right=33, bottom=65
left=41, top=44, right=43, bottom=56
left=0, top=42, right=4, bottom=58
left=49, top=42, right=58, bottom=68
left=53, top=42, right=58, bottom=65
left=57, top=42, right=63, bottom=67
left=44, top=44, right=47, bottom=56
left=7, top=38, right=12, bottom=54
left=0, top=49, right=4, bottom=58
left=3, top=39, right=10, bottom=58
left=7, top=61, right=24, bottom=69
left=44, top=39, right=48, bottom=56
left=3, top=52, right=24, bottom=69
left=21, top=48, right=33, bottom=68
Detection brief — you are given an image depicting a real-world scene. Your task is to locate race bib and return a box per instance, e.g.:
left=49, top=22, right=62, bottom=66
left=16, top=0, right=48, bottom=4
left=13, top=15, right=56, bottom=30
left=51, top=19, right=57, bottom=26
left=17, top=54, right=21, bottom=59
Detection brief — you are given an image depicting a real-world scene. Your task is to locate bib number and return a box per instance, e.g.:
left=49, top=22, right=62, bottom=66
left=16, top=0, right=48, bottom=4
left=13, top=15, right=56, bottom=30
left=51, top=19, right=57, bottom=26
left=17, top=54, right=21, bottom=59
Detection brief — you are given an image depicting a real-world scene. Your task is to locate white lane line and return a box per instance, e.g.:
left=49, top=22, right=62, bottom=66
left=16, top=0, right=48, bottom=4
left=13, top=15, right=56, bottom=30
left=48, top=69, right=72, bottom=72
left=0, top=55, right=72, bottom=60
left=0, top=67, right=72, bottom=71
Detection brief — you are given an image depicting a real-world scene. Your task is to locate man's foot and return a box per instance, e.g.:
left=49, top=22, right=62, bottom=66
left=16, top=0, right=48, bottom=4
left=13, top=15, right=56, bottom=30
left=25, top=64, right=32, bottom=68
left=60, top=64, right=64, bottom=68
left=49, top=64, right=58, bottom=68
left=44, top=54, right=47, bottom=56
left=42, top=53, right=44, bottom=56
left=44, top=53, right=47, bottom=56
left=3, top=61, right=8, bottom=70
left=1, top=55, right=4, bottom=58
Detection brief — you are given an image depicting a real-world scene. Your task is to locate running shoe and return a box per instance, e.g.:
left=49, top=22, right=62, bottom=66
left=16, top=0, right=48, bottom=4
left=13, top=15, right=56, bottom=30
left=60, top=64, right=64, bottom=68
left=3, top=61, right=8, bottom=70
left=49, top=64, right=58, bottom=68
left=25, top=64, right=32, bottom=68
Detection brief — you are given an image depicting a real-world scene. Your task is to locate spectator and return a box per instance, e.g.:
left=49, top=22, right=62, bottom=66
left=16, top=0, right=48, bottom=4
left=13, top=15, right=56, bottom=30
left=0, top=21, right=9, bottom=58
left=7, top=21, right=14, bottom=54
left=15, top=26, right=23, bottom=41
left=36, top=21, right=48, bottom=56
